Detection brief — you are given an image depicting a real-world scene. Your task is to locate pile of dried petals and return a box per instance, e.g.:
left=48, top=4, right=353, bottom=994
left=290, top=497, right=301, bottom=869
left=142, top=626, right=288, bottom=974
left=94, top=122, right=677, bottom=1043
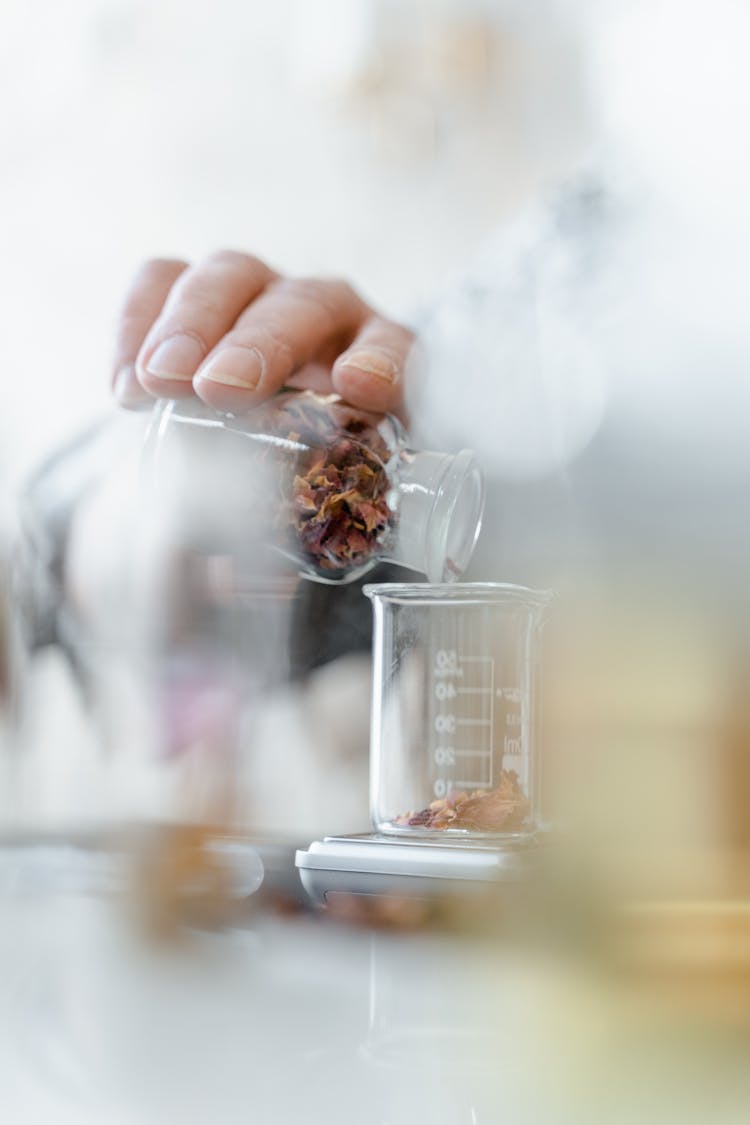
left=394, top=770, right=530, bottom=832
left=275, top=396, right=391, bottom=574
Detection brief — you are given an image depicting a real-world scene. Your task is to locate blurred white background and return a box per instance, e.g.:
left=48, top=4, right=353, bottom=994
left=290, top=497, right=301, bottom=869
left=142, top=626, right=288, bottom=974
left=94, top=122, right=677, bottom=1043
left=0, top=0, right=593, bottom=509
left=1, top=0, right=748, bottom=501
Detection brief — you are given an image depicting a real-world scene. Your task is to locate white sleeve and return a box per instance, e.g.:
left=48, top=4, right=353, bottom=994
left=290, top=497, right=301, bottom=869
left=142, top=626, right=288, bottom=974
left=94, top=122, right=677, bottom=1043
left=407, top=175, right=621, bottom=479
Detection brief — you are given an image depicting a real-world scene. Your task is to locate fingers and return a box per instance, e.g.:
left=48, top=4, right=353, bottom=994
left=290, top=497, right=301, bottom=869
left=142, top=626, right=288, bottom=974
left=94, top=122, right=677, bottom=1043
left=112, top=258, right=188, bottom=408
left=284, top=362, right=338, bottom=395
left=112, top=253, right=415, bottom=422
left=193, top=277, right=367, bottom=412
left=135, top=250, right=277, bottom=399
left=331, top=316, right=415, bottom=415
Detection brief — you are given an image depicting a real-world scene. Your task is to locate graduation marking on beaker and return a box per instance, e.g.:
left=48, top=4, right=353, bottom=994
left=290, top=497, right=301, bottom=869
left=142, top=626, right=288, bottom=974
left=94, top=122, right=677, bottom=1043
left=431, top=650, right=495, bottom=794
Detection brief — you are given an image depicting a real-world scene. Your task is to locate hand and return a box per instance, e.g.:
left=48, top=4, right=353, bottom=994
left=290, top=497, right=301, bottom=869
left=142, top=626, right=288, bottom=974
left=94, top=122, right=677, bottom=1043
left=111, top=251, right=414, bottom=416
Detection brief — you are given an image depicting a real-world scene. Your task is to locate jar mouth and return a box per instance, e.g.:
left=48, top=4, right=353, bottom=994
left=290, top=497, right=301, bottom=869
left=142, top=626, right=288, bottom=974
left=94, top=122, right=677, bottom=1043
left=362, top=581, right=554, bottom=608
left=385, top=447, right=484, bottom=582
left=425, top=448, right=485, bottom=583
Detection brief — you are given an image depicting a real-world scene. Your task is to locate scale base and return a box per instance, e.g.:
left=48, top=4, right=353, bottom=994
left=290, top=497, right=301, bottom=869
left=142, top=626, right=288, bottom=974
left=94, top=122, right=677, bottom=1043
left=295, top=833, right=539, bottom=907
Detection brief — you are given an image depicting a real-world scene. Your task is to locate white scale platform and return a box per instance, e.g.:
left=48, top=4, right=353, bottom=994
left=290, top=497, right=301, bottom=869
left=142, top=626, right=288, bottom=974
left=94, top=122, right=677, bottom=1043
left=295, top=833, right=538, bottom=906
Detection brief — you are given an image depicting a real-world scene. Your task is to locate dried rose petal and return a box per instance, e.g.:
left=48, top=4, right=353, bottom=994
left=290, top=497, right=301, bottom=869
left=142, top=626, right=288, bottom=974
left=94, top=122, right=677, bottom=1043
left=255, top=393, right=392, bottom=575
left=394, top=771, right=530, bottom=833
left=407, top=809, right=433, bottom=827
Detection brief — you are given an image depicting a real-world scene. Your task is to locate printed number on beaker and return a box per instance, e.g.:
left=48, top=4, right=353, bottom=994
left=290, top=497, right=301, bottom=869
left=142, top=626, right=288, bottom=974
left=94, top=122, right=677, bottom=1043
left=434, top=681, right=457, bottom=700
left=433, top=649, right=462, bottom=678
left=434, top=747, right=456, bottom=766
left=435, top=714, right=456, bottom=734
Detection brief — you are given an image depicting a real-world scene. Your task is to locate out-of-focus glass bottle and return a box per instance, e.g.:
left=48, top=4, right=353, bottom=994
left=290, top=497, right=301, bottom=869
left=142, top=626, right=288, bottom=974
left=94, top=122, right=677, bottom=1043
left=7, top=390, right=484, bottom=884
left=145, top=390, right=484, bottom=585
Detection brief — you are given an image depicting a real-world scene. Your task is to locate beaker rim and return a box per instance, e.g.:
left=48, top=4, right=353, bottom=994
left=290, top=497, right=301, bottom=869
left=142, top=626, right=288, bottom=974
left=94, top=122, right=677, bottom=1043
left=362, top=582, right=553, bottom=607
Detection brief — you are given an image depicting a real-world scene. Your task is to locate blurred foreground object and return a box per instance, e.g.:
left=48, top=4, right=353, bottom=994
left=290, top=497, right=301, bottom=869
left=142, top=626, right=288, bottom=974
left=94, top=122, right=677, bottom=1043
left=8, top=399, right=301, bottom=931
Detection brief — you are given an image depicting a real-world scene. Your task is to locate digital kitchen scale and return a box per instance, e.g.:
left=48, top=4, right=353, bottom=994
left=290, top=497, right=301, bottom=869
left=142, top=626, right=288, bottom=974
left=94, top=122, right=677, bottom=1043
left=295, top=833, right=539, bottom=906
left=297, top=582, right=550, bottom=909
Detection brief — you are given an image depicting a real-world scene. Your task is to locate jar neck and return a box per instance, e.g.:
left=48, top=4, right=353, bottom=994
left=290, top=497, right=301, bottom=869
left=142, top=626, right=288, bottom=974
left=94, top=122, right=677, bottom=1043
left=386, top=449, right=484, bottom=582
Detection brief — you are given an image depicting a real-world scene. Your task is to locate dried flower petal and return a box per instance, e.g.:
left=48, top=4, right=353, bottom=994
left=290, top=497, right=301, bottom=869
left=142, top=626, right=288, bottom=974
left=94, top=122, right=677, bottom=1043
left=393, top=771, right=530, bottom=833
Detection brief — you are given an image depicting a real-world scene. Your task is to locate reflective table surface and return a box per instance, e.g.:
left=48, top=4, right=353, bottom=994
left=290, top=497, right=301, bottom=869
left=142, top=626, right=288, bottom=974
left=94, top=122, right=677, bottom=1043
left=2, top=842, right=750, bottom=1125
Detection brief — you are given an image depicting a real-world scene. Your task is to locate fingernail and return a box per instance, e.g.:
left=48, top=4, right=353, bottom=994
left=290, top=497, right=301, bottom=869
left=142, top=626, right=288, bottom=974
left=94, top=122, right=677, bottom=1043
left=338, top=349, right=398, bottom=383
left=196, top=346, right=265, bottom=390
left=113, top=364, right=149, bottom=408
left=146, top=333, right=205, bottom=381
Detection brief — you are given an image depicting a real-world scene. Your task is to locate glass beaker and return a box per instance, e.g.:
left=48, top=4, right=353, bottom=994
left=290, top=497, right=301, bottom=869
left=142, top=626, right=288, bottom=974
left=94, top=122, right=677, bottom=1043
left=364, top=583, right=551, bottom=841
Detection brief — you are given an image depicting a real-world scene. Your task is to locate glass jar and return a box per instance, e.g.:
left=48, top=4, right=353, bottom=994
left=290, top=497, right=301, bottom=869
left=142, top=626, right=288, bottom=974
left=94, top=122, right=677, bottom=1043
left=145, top=390, right=484, bottom=585
left=365, top=583, right=551, bottom=842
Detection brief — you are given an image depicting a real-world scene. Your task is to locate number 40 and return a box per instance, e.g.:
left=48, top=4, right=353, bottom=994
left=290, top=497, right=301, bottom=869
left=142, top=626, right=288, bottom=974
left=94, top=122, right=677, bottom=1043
left=434, top=682, right=456, bottom=700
